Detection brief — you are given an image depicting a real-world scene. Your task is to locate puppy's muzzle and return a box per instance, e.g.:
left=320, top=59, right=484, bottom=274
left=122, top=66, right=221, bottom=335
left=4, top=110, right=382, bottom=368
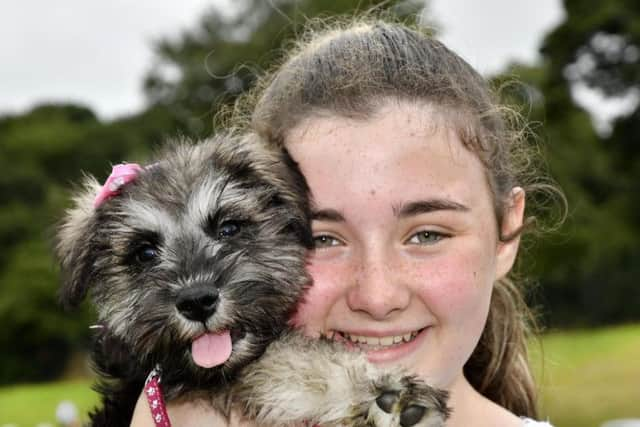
left=176, top=287, right=219, bottom=323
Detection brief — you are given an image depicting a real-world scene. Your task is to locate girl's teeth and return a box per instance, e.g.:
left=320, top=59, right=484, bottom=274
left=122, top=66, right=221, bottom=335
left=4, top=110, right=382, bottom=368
left=341, top=331, right=419, bottom=347
left=380, top=336, right=394, bottom=346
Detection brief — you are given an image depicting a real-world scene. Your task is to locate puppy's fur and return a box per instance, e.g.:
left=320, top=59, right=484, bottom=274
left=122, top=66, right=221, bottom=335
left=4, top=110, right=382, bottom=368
left=56, top=133, right=450, bottom=426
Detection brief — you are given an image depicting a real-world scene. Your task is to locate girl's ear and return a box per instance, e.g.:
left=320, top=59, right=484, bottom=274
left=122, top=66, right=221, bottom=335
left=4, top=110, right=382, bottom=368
left=496, top=187, right=526, bottom=280
left=56, top=176, right=101, bottom=309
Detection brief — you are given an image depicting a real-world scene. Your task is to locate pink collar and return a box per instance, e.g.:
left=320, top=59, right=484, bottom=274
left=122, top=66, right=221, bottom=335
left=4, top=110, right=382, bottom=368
left=144, top=365, right=171, bottom=427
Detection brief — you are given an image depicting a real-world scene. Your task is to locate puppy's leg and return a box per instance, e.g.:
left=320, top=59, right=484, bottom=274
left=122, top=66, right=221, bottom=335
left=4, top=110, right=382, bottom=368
left=231, top=332, right=450, bottom=427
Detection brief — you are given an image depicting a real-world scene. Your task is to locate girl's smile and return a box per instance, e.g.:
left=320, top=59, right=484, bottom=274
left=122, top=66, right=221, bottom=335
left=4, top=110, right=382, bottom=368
left=329, top=327, right=431, bottom=364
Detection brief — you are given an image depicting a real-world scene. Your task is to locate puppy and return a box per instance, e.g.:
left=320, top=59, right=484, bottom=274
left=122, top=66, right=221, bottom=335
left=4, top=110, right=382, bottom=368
left=56, top=132, right=450, bottom=427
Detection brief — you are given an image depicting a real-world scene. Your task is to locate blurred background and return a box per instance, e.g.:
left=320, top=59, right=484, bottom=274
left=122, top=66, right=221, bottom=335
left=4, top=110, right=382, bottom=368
left=0, top=0, right=638, bottom=426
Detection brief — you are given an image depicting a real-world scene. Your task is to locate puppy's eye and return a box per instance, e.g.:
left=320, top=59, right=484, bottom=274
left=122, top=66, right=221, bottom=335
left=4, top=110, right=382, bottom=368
left=135, top=244, right=159, bottom=263
left=218, top=220, right=242, bottom=239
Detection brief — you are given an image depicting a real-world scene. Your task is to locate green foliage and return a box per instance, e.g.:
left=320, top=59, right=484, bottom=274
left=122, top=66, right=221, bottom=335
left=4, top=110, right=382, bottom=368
left=0, top=240, right=74, bottom=381
left=144, top=0, right=422, bottom=136
left=0, top=103, right=175, bottom=384
left=495, top=0, right=640, bottom=327
left=541, top=0, right=640, bottom=97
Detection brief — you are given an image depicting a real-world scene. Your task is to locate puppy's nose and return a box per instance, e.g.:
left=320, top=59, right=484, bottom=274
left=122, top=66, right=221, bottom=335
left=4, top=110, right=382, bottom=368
left=176, top=287, right=219, bottom=322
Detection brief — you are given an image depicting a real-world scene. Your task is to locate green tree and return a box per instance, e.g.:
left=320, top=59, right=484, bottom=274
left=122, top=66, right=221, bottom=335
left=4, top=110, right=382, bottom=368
left=143, top=0, right=423, bottom=136
left=0, top=103, right=177, bottom=383
left=500, top=0, right=640, bottom=326
left=0, top=105, right=101, bottom=383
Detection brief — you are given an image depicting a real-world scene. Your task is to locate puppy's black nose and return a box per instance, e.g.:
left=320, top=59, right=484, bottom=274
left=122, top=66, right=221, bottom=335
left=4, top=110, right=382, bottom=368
left=176, top=287, right=219, bottom=322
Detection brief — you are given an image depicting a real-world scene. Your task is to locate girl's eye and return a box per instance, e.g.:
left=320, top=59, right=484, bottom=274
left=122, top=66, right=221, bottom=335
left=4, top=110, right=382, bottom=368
left=407, top=230, right=447, bottom=245
left=313, top=235, right=341, bottom=249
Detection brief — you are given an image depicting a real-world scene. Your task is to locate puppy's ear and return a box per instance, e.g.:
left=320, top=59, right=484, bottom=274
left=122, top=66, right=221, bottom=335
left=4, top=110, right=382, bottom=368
left=56, top=175, right=101, bottom=309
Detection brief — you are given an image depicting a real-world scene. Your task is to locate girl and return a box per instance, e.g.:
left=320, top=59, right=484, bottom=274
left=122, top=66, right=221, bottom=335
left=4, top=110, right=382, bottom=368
left=132, top=17, right=560, bottom=427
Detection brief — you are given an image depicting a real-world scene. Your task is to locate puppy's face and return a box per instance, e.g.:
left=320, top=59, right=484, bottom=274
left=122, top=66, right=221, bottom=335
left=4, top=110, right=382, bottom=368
left=56, top=134, right=311, bottom=383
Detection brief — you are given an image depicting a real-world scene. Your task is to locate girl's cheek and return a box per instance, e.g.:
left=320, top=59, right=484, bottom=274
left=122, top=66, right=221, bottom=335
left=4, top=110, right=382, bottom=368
left=411, top=255, right=489, bottom=316
left=289, top=258, right=347, bottom=330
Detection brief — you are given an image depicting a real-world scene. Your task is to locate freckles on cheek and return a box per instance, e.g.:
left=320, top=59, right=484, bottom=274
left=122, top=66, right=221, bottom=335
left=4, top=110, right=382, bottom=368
left=421, top=262, right=489, bottom=315
left=288, top=261, right=342, bottom=329
left=427, top=280, right=470, bottom=314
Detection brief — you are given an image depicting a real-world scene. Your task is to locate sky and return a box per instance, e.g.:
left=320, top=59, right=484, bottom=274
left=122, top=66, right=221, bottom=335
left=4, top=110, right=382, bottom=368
left=1, top=0, right=569, bottom=121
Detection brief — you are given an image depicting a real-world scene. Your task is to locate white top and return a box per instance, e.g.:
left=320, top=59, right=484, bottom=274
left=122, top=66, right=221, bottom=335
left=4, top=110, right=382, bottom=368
left=522, top=418, right=554, bottom=426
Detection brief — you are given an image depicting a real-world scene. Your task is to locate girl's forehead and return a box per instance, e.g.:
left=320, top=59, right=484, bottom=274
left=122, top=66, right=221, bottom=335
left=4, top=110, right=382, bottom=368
left=286, top=101, right=479, bottom=167
left=285, top=102, right=492, bottom=213
left=289, top=99, right=473, bottom=142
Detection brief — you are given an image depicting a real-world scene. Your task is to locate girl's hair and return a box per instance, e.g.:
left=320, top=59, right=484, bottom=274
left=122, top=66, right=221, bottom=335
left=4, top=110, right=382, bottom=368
left=232, top=17, right=564, bottom=417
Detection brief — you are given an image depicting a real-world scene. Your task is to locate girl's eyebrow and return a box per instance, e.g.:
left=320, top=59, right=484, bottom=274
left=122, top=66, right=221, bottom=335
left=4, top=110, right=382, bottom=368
left=311, top=208, right=345, bottom=222
left=312, top=199, right=469, bottom=222
left=393, top=199, right=470, bottom=218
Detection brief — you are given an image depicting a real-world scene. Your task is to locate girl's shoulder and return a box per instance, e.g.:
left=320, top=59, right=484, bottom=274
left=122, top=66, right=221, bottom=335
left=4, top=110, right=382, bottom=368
left=522, top=418, right=554, bottom=427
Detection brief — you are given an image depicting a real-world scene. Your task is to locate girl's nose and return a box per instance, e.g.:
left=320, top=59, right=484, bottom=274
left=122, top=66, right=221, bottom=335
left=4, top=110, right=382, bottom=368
left=346, top=250, right=411, bottom=320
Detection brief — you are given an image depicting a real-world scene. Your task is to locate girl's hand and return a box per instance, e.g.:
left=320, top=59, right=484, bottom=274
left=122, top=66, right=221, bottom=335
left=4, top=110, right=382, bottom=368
left=130, top=390, right=259, bottom=427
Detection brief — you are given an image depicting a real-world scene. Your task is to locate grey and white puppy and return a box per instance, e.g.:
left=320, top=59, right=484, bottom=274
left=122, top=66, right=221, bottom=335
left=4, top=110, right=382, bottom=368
left=56, top=133, right=450, bottom=427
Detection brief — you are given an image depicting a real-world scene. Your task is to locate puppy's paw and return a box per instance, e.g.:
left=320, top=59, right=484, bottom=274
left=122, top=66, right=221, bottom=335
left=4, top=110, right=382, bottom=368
left=367, top=375, right=450, bottom=427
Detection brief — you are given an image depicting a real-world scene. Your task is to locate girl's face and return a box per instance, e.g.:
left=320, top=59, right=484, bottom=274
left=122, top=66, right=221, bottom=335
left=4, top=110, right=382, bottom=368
left=287, top=101, right=524, bottom=390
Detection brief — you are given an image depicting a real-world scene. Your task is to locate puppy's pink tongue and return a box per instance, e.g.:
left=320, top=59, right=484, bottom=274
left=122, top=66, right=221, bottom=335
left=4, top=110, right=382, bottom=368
left=191, top=331, right=232, bottom=368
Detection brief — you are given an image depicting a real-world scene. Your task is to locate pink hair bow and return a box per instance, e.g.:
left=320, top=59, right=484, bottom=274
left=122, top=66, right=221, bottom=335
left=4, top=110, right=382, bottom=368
left=94, top=163, right=143, bottom=208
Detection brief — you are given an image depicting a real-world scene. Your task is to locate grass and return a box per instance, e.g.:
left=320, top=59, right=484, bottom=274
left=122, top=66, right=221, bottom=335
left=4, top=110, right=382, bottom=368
left=0, top=324, right=638, bottom=426
left=532, top=323, right=640, bottom=427
left=0, top=380, right=98, bottom=426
